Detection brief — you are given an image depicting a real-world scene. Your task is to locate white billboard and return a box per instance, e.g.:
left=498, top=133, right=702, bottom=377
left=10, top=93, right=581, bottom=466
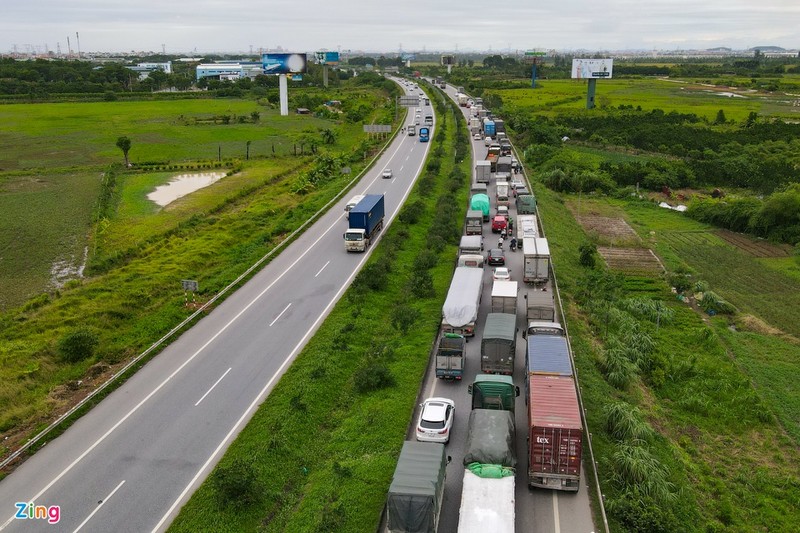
left=571, top=59, right=613, bottom=79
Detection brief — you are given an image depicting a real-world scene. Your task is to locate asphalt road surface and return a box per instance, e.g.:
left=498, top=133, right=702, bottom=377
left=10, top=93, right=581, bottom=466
left=0, top=80, right=431, bottom=533
left=407, top=81, right=597, bottom=533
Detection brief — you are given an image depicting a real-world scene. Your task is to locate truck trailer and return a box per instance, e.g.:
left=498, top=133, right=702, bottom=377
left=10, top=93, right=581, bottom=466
left=386, top=441, right=448, bottom=533
left=475, top=160, right=491, bottom=184
left=522, top=237, right=550, bottom=283
left=344, top=194, right=385, bottom=252
left=480, top=313, right=517, bottom=375
left=524, top=290, right=556, bottom=322
left=442, top=267, right=484, bottom=336
left=435, top=333, right=466, bottom=380
left=527, top=375, right=582, bottom=492
left=490, top=281, right=518, bottom=314
left=465, top=210, right=483, bottom=236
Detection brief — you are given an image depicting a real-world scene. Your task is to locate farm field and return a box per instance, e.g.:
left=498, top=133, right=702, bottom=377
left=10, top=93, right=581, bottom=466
left=494, top=78, right=799, bottom=121
left=534, top=184, right=800, bottom=531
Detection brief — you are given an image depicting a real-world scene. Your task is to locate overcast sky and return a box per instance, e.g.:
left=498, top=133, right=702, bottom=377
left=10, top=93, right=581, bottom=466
left=3, top=1, right=799, bottom=55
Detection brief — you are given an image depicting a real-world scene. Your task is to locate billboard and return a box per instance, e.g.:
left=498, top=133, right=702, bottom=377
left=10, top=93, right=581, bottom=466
left=262, top=53, right=308, bottom=74
left=315, top=51, right=340, bottom=65
left=441, top=55, right=455, bottom=66
left=571, top=58, right=613, bottom=79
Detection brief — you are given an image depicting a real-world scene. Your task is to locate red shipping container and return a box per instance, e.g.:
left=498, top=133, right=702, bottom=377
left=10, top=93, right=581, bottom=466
left=527, top=374, right=582, bottom=491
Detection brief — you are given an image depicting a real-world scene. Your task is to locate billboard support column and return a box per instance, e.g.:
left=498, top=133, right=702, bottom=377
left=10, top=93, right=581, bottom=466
left=323, top=65, right=329, bottom=87
left=447, top=64, right=452, bottom=74
left=586, top=79, right=596, bottom=109
left=279, top=75, right=288, bottom=116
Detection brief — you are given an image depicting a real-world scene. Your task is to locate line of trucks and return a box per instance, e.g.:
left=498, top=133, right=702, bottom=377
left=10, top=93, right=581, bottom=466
left=384, top=86, right=583, bottom=533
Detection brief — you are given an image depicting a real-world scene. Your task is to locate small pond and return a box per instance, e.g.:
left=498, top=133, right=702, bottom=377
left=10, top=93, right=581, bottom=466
left=147, top=172, right=226, bottom=206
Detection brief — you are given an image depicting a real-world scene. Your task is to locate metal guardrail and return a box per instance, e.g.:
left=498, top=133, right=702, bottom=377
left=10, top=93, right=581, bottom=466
left=1, top=129, right=402, bottom=471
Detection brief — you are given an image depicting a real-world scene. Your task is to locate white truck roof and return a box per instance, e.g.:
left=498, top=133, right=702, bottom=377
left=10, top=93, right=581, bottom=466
left=491, top=280, right=518, bottom=299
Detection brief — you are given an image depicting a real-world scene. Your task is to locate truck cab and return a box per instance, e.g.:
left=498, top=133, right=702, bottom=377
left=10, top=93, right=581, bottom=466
left=525, top=320, right=564, bottom=337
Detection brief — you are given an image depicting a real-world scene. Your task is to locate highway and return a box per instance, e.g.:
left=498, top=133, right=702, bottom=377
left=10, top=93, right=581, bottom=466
left=408, top=81, right=597, bottom=533
left=0, top=80, right=431, bottom=532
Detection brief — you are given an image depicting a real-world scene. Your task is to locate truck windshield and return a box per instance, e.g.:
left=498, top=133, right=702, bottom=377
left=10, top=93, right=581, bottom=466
left=344, top=232, right=363, bottom=241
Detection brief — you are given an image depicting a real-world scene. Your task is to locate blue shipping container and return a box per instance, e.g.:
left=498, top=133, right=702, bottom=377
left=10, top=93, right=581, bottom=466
left=526, top=335, right=573, bottom=376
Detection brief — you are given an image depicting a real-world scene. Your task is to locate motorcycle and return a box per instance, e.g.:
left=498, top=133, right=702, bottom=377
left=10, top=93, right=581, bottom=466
left=509, top=239, right=517, bottom=252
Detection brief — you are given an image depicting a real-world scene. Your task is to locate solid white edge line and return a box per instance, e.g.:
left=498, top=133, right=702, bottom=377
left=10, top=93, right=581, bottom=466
left=553, top=475, right=561, bottom=532
left=268, top=303, right=292, bottom=327
left=152, top=115, right=430, bottom=533
left=72, top=479, right=125, bottom=533
left=314, top=261, right=330, bottom=278
left=194, top=368, right=232, bottom=407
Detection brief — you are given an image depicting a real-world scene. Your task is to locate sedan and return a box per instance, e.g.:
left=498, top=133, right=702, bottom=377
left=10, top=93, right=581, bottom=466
left=382, top=168, right=393, bottom=179
left=492, top=267, right=511, bottom=281
left=487, top=248, right=506, bottom=266
left=416, top=397, right=455, bottom=443
left=510, top=177, right=524, bottom=190
left=473, top=132, right=482, bottom=140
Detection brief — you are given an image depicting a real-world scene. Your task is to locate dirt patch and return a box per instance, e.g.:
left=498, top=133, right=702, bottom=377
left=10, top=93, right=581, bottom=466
left=571, top=211, right=641, bottom=246
left=597, top=247, right=664, bottom=275
left=715, top=230, right=792, bottom=258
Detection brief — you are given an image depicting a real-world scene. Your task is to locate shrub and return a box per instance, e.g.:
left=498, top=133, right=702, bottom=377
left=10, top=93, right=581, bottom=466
left=413, top=249, right=439, bottom=271
left=398, top=200, right=425, bottom=224
left=409, top=270, right=435, bottom=299
left=391, top=303, right=418, bottom=334
left=353, top=363, right=395, bottom=393
left=212, top=458, right=259, bottom=507
left=57, top=328, right=99, bottom=362
left=605, top=402, right=654, bottom=442
left=578, top=242, right=597, bottom=268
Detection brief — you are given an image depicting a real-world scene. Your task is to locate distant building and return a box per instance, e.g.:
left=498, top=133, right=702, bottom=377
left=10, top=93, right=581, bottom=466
left=127, top=61, right=172, bottom=80
left=195, top=62, right=263, bottom=81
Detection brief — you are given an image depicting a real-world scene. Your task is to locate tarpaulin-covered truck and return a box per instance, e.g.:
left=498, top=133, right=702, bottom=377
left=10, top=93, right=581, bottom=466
left=468, top=374, right=519, bottom=413
left=470, top=193, right=490, bottom=221
left=516, top=194, right=536, bottom=215
left=442, top=267, right=484, bottom=336
left=386, top=441, right=448, bottom=533
left=435, top=332, right=466, bottom=380
left=480, top=313, right=517, bottom=375
left=458, top=410, right=516, bottom=533
left=527, top=375, right=582, bottom=492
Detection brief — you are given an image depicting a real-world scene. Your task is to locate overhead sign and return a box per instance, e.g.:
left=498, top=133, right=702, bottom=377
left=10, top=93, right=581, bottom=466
left=571, top=58, right=613, bottom=79
left=399, top=95, right=421, bottom=107
left=262, top=53, right=308, bottom=74
left=315, top=51, right=340, bottom=65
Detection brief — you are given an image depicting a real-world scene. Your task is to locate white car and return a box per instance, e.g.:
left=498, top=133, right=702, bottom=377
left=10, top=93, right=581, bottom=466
left=416, top=397, right=455, bottom=443
left=492, top=267, right=512, bottom=281
left=484, top=136, right=493, bottom=146
left=473, top=132, right=482, bottom=140
left=510, top=177, right=524, bottom=190
left=382, top=168, right=393, bottom=179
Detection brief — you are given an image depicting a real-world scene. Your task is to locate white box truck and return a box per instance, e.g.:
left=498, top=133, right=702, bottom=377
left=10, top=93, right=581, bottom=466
left=522, top=237, right=550, bottom=283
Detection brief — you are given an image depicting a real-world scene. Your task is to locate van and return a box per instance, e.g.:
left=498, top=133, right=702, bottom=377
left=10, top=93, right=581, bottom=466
left=458, top=254, right=485, bottom=268
left=345, top=194, right=365, bottom=219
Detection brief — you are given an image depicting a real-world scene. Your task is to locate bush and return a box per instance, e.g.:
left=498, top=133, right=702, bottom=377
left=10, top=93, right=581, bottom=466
left=578, top=242, right=597, bottom=268
left=409, top=270, right=435, bottom=298
left=57, top=328, right=99, bottom=362
left=212, top=458, right=259, bottom=507
left=353, top=363, right=395, bottom=393
left=398, top=200, right=425, bottom=224
left=391, top=303, right=418, bottom=334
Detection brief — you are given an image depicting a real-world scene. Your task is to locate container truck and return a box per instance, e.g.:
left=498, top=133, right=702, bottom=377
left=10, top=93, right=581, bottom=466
left=524, top=290, right=556, bottom=322
left=495, top=181, right=510, bottom=207
left=435, top=332, right=466, bottom=380
left=419, top=127, right=430, bottom=142
left=495, top=156, right=513, bottom=181
left=480, top=313, right=517, bottom=375
left=344, top=194, right=385, bottom=252
left=516, top=215, right=538, bottom=241
left=459, top=235, right=484, bottom=256
left=493, top=118, right=505, bottom=134
left=469, top=193, right=490, bottom=221
left=386, top=441, right=449, bottom=533
left=526, top=333, right=573, bottom=377
left=345, top=194, right=366, bottom=219
left=516, top=194, right=536, bottom=215
left=483, top=119, right=496, bottom=137
left=468, top=374, right=519, bottom=412
left=458, top=410, right=516, bottom=533
left=475, top=160, right=491, bottom=184
left=465, top=210, right=483, bottom=235
left=522, top=237, right=550, bottom=283
left=442, top=267, right=484, bottom=336
left=527, top=374, right=582, bottom=491
left=490, top=280, right=518, bottom=314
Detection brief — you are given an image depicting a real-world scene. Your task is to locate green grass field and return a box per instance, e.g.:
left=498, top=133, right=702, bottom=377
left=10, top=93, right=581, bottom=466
left=495, top=78, right=796, bottom=122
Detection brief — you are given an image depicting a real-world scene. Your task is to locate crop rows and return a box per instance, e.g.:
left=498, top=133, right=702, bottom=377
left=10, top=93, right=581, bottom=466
left=597, top=247, right=664, bottom=275
left=715, top=229, right=791, bottom=258
left=661, top=231, right=800, bottom=336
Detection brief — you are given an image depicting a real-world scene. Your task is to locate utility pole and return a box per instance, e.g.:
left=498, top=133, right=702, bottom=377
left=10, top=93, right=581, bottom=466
left=75, top=32, right=81, bottom=59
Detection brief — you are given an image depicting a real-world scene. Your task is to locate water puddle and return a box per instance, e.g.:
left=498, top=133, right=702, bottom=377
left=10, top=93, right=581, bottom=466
left=147, top=172, right=226, bottom=207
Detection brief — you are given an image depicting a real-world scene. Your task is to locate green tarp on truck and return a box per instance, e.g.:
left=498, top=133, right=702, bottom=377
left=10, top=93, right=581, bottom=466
left=387, top=441, right=448, bottom=533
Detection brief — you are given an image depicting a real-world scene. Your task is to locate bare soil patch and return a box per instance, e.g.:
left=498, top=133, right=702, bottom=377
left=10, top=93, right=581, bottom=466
left=573, top=214, right=641, bottom=245
left=715, top=230, right=792, bottom=258
left=597, top=247, right=664, bottom=275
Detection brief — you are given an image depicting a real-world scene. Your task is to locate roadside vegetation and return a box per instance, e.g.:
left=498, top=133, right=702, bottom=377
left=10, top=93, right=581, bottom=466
left=170, top=86, right=473, bottom=531
left=0, top=77, right=398, bottom=462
